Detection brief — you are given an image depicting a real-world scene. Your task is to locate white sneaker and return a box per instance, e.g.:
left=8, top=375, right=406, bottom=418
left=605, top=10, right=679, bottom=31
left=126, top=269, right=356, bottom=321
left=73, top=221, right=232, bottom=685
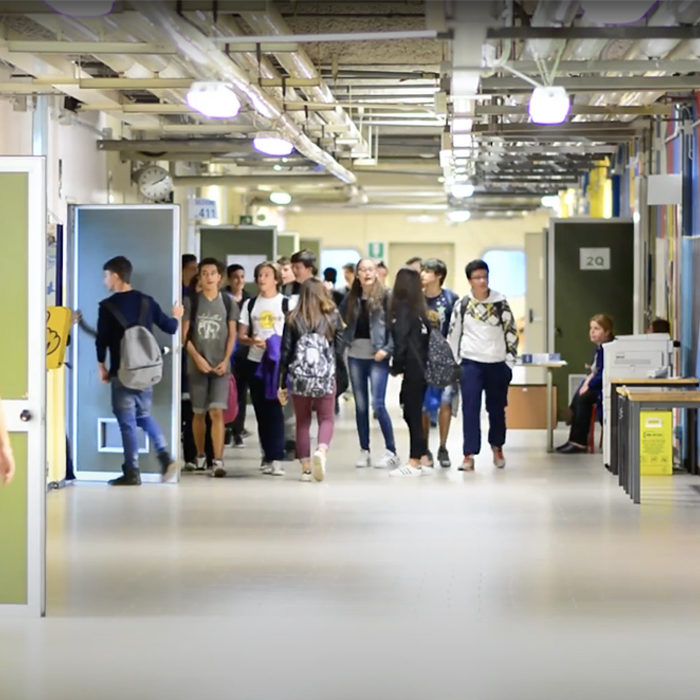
left=300, top=471, right=312, bottom=482
left=389, top=464, right=423, bottom=477
left=311, top=450, right=326, bottom=482
left=211, top=459, right=226, bottom=478
left=377, top=450, right=401, bottom=469
left=420, top=462, right=435, bottom=474
left=355, top=449, right=371, bottom=468
left=270, top=461, right=285, bottom=477
left=195, top=455, right=207, bottom=471
left=261, top=461, right=273, bottom=474
left=182, top=462, right=197, bottom=472
left=492, top=447, right=506, bottom=469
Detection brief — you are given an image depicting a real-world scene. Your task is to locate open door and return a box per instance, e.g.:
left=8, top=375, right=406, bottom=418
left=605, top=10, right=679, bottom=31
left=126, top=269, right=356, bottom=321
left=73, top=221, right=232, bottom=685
left=67, top=205, right=180, bottom=481
left=524, top=230, right=547, bottom=384
left=0, top=157, right=46, bottom=616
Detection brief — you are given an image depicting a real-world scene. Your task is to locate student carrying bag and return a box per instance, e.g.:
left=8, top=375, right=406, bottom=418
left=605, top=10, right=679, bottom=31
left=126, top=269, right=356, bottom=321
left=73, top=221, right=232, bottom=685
left=101, top=295, right=163, bottom=390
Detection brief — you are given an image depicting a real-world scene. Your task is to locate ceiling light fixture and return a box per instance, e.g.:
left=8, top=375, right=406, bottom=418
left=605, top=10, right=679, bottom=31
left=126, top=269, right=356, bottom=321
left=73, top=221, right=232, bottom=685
left=451, top=183, right=475, bottom=199
left=269, top=191, right=292, bottom=205
left=448, top=209, right=471, bottom=223
left=528, top=85, right=571, bottom=125
left=253, top=133, right=294, bottom=157
left=186, top=81, right=241, bottom=119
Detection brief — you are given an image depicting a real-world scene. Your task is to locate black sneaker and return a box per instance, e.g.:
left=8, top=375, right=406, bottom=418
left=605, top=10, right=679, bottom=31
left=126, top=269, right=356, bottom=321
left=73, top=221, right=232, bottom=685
left=233, top=434, right=244, bottom=448
left=437, top=445, right=451, bottom=468
left=284, top=440, right=296, bottom=461
left=424, top=449, right=434, bottom=467
left=108, top=470, right=141, bottom=486
left=157, top=451, right=177, bottom=482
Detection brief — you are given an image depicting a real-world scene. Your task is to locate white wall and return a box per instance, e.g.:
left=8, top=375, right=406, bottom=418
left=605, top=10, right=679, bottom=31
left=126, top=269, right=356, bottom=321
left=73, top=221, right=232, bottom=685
left=282, top=209, right=551, bottom=299
left=0, top=88, right=138, bottom=229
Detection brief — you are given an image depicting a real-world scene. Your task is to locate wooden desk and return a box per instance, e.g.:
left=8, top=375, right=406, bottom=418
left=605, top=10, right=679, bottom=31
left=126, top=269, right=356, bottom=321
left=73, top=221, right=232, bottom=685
left=616, top=387, right=700, bottom=504
left=608, top=378, right=698, bottom=476
left=516, top=360, right=567, bottom=452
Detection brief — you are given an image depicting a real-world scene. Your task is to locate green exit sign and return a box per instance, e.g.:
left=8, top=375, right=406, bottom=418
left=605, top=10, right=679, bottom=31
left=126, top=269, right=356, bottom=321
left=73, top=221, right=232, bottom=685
left=239, top=215, right=253, bottom=225
left=368, top=241, right=384, bottom=259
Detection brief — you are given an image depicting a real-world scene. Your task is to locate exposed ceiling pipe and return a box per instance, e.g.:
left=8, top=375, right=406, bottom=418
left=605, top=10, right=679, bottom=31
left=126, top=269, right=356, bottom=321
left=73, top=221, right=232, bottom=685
left=588, top=1, right=700, bottom=114
left=172, top=175, right=339, bottom=187
left=26, top=11, right=192, bottom=122
left=136, top=2, right=357, bottom=185
left=236, top=6, right=369, bottom=157
left=180, top=11, right=318, bottom=136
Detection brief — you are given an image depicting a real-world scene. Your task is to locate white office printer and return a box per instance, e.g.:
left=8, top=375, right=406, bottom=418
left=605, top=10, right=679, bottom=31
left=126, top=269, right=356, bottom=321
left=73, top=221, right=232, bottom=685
left=601, top=334, right=674, bottom=467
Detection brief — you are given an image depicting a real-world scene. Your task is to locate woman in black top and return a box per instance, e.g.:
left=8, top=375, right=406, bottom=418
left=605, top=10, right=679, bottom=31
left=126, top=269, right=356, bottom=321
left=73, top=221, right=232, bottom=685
left=389, top=267, right=432, bottom=476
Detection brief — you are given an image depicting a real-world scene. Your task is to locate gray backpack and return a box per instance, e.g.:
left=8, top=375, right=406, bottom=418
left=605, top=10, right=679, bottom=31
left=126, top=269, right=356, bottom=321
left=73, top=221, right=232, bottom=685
left=101, top=296, right=163, bottom=390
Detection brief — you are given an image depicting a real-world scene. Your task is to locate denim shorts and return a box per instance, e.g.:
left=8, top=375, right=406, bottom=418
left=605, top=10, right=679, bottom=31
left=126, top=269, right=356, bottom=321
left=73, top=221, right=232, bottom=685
left=188, top=370, right=229, bottom=413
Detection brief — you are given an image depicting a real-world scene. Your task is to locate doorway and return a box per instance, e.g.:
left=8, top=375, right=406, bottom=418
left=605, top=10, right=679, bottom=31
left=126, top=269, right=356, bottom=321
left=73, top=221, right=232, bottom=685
left=67, top=205, right=180, bottom=481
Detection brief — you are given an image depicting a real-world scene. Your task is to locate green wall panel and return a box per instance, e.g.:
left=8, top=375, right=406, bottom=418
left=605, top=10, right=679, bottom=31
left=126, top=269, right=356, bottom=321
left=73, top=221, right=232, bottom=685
left=276, top=233, right=297, bottom=258
left=0, top=174, right=28, bottom=400
left=0, top=433, right=28, bottom=604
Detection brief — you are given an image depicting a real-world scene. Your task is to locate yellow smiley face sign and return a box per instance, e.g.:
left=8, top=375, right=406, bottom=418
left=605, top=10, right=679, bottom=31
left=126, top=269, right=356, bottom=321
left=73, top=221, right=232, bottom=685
left=46, top=306, right=72, bottom=370
left=258, top=310, right=276, bottom=331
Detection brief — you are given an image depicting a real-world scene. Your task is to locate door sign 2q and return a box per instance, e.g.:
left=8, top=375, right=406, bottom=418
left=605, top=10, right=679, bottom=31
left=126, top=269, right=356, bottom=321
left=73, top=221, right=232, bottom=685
left=579, top=247, right=611, bottom=271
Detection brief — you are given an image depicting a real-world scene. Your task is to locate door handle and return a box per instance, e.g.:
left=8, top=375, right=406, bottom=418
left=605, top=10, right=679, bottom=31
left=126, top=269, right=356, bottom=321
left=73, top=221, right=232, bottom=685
left=528, top=308, right=534, bottom=323
left=19, top=409, right=32, bottom=422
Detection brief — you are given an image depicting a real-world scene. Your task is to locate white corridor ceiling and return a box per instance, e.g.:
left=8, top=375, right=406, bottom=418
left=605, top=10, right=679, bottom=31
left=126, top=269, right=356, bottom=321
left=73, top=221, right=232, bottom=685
left=0, top=0, right=698, bottom=215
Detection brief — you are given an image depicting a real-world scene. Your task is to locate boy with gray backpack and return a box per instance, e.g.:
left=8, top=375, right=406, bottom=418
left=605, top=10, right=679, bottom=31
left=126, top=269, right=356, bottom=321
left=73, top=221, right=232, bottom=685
left=96, top=256, right=183, bottom=485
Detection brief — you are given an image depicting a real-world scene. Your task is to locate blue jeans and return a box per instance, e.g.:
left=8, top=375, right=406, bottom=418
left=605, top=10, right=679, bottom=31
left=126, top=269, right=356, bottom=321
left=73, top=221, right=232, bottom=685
left=348, top=357, right=396, bottom=453
left=111, top=379, right=167, bottom=470
left=459, top=360, right=512, bottom=456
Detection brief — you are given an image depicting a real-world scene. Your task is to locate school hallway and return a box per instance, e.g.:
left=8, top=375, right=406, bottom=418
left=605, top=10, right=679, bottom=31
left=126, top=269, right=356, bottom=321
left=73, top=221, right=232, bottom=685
left=4, top=383, right=700, bottom=700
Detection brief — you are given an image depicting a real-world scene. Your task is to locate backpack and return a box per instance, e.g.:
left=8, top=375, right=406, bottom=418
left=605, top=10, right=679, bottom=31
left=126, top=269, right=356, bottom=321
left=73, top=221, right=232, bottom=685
left=425, top=326, right=461, bottom=388
left=288, top=320, right=336, bottom=397
left=102, top=295, right=162, bottom=391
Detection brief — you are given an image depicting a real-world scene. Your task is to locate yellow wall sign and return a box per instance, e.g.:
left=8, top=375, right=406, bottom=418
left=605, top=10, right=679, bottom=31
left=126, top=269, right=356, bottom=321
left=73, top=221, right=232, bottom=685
left=46, top=306, right=72, bottom=370
left=639, top=410, right=673, bottom=476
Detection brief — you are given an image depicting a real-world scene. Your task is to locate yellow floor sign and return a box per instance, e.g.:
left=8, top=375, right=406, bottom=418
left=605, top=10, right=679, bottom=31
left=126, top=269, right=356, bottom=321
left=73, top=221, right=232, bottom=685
left=639, top=411, right=673, bottom=476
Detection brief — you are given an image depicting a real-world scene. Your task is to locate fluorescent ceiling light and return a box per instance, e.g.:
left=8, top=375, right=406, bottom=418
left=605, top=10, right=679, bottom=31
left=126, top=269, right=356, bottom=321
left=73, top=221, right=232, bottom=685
left=452, top=133, right=473, bottom=148
left=253, top=134, right=294, bottom=157
left=186, top=81, right=241, bottom=119
left=269, top=191, right=292, bottom=205
left=448, top=209, right=471, bottom=223
left=45, top=1, right=114, bottom=16
left=451, top=183, right=475, bottom=199
left=452, top=117, right=472, bottom=132
left=541, top=195, right=560, bottom=209
left=528, top=85, right=570, bottom=125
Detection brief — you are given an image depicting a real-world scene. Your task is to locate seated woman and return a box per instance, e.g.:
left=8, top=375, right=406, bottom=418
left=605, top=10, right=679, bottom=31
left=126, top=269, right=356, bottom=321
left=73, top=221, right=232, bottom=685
left=557, top=313, right=614, bottom=454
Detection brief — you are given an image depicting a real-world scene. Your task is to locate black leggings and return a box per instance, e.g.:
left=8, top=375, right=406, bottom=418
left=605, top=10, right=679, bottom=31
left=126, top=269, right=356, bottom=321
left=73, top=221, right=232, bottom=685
left=568, top=389, right=598, bottom=445
left=401, top=374, right=428, bottom=460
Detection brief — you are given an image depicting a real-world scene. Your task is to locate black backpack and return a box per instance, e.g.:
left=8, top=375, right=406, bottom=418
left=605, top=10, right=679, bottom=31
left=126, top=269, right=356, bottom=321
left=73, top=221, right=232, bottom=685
left=425, top=326, right=461, bottom=388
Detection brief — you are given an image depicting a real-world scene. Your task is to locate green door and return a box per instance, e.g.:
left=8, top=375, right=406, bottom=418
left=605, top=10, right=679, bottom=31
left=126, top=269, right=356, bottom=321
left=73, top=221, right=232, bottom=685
left=549, top=219, right=634, bottom=418
left=0, top=158, right=46, bottom=615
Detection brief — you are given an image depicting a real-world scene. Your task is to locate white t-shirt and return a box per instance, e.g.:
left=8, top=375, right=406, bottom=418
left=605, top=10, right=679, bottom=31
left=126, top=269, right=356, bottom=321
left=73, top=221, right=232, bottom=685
left=238, top=293, right=287, bottom=363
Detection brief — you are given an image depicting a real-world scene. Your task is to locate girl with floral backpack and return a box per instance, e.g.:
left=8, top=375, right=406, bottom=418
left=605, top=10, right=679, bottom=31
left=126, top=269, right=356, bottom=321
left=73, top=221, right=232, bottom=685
left=278, top=279, right=345, bottom=482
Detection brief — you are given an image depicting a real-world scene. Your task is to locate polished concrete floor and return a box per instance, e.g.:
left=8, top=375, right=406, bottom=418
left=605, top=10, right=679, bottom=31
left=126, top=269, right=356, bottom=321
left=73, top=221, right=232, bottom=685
left=4, top=383, right=700, bottom=699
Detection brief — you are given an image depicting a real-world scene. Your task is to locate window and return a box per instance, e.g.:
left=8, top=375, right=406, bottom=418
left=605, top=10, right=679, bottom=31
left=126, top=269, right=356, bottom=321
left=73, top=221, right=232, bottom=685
left=320, top=248, right=362, bottom=289
left=482, top=249, right=526, bottom=298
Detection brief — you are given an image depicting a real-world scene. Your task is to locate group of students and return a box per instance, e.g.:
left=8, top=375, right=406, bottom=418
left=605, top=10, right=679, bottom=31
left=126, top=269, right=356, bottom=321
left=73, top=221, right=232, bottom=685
left=95, top=246, right=529, bottom=484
